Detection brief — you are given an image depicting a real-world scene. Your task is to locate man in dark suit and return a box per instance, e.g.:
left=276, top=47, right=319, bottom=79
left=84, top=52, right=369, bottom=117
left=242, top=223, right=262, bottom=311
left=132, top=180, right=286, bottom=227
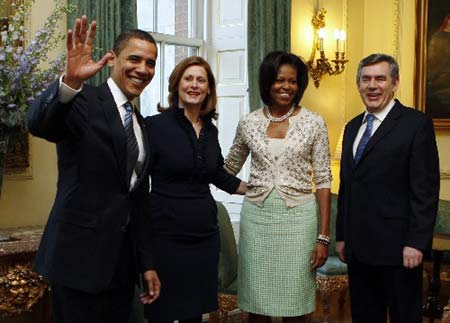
left=336, top=53, right=440, bottom=323
left=28, top=15, right=160, bottom=322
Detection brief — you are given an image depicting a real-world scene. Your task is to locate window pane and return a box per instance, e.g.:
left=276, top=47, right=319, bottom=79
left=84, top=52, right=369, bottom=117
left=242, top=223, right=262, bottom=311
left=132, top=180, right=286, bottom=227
left=140, top=43, right=161, bottom=117
left=157, top=0, right=193, bottom=37
left=137, top=0, right=155, bottom=31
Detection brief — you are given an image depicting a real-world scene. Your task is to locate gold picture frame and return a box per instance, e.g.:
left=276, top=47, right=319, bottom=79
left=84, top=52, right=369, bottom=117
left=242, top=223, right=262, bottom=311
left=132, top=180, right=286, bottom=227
left=414, top=0, right=450, bottom=130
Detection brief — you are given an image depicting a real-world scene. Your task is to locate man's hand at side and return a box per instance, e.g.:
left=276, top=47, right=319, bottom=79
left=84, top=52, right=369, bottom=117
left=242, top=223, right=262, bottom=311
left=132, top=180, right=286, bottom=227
left=403, top=246, right=423, bottom=269
left=140, top=270, right=161, bottom=304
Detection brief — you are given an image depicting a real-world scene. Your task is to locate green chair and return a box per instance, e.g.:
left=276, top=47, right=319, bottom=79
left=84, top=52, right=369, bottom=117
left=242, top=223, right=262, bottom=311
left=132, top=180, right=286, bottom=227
left=209, top=201, right=239, bottom=323
left=423, top=199, right=450, bottom=322
left=316, top=193, right=348, bottom=323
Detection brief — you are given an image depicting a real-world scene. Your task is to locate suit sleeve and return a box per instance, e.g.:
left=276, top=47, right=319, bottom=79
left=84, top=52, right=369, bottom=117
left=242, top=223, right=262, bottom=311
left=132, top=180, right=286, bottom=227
left=406, top=116, right=440, bottom=252
left=27, top=80, right=88, bottom=142
left=224, top=119, right=250, bottom=175
left=136, top=117, right=155, bottom=272
left=135, top=177, right=154, bottom=272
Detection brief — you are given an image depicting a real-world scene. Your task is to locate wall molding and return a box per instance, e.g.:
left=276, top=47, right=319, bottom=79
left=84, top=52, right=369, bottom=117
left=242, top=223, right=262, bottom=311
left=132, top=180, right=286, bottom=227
left=441, top=170, right=450, bottom=180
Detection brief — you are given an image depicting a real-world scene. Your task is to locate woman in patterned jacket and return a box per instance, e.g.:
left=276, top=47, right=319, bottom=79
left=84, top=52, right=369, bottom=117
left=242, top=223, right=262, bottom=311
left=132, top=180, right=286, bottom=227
left=225, top=51, right=332, bottom=323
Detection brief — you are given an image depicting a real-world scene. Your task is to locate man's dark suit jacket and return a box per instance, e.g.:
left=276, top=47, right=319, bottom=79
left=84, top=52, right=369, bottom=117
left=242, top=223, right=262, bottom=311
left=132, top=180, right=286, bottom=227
left=336, top=99, right=440, bottom=266
left=28, top=80, right=152, bottom=293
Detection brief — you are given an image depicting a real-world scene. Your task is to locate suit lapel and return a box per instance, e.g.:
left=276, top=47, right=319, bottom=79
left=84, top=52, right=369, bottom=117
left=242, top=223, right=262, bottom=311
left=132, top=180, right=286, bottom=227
left=99, top=83, right=128, bottom=189
left=133, top=112, right=149, bottom=189
left=343, top=114, right=363, bottom=170
left=356, top=102, right=402, bottom=165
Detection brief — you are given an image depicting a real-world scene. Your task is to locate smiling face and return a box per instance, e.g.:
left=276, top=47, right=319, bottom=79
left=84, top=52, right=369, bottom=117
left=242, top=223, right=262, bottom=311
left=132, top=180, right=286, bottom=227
left=177, top=65, right=210, bottom=109
left=358, top=61, right=399, bottom=113
left=109, top=38, right=157, bottom=100
left=269, top=64, right=298, bottom=110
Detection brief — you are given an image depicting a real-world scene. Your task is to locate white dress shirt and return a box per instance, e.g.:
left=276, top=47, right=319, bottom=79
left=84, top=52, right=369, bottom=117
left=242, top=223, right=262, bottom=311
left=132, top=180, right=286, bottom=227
left=352, top=99, right=395, bottom=157
left=58, top=76, right=146, bottom=190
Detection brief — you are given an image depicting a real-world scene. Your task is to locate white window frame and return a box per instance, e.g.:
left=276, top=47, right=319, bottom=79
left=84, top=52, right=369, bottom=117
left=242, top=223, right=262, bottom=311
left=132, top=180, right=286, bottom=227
left=137, top=0, right=207, bottom=116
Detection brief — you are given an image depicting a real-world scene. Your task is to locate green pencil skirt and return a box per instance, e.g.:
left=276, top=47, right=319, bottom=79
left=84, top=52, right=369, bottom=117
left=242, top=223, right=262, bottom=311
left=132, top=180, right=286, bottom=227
left=237, top=190, right=318, bottom=316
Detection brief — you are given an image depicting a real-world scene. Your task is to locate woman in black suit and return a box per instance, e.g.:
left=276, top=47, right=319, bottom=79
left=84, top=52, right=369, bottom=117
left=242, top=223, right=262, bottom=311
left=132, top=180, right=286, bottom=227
left=140, top=56, right=246, bottom=323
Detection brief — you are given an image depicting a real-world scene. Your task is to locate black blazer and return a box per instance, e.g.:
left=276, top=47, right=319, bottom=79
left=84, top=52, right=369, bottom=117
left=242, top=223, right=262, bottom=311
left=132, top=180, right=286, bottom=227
left=336, top=100, right=440, bottom=266
left=28, top=80, right=152, bottom=293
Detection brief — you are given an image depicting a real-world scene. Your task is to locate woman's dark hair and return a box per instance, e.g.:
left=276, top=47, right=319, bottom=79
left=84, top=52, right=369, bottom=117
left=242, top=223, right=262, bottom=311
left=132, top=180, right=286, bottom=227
left=259, top=51, right=309, bottom=107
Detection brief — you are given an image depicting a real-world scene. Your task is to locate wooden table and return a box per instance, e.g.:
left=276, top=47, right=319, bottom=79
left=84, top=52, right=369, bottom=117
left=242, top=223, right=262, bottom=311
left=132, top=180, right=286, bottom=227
left=423, top=233, right=450, bottom=323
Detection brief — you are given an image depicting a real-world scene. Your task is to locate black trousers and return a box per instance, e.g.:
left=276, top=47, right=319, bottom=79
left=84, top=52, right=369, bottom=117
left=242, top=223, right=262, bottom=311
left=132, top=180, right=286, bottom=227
left=51, top=231, right=136, bottom=323
left=347, top=258, right=423, bottom=323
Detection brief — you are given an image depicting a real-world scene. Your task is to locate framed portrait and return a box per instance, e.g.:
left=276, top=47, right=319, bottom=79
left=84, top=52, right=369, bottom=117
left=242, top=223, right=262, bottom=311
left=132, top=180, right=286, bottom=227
left=415, top=0, right=450, bottom=130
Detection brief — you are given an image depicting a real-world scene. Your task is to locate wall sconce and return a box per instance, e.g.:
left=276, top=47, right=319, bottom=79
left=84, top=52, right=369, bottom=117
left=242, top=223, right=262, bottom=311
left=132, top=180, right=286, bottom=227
left=307, top=8, right=348, bottom=88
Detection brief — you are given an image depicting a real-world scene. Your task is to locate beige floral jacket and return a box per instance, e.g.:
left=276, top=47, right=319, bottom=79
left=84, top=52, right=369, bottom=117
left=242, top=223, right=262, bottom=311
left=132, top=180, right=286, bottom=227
left=224, top=107, right=332, bottom=207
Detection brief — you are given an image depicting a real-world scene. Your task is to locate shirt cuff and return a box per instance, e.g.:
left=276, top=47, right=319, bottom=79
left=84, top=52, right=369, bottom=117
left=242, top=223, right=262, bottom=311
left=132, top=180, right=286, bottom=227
left=58, top=74, right=83, bottom=103
left=315, top=181, right=331, bottom=189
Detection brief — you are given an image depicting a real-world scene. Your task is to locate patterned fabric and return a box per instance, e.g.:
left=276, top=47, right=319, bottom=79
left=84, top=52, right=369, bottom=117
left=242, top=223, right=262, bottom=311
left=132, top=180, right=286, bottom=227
left=237, top=190, right=318, bottom=316
left=354, top=113, right=374, bottom=165
left=224, top=107, right=332, bottom=207
left=123, top=102, right=139, bottom=182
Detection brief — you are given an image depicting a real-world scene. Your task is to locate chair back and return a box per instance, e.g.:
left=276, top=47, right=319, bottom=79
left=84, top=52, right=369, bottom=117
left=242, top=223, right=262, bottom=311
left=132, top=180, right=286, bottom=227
left=435, top=199, right=450, bottom=234
left=216, top=201, right=238, bottom=291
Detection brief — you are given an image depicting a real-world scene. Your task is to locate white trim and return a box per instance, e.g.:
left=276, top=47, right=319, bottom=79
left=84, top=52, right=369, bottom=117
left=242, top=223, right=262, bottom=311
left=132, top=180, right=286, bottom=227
left=149, top=32, right=204, bottom=48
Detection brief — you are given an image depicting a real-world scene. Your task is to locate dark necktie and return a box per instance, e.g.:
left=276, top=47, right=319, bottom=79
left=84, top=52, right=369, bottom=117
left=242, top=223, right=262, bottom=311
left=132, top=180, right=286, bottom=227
left=124, top=102, right=139, bottom=184
left=354, top=114, right=375, bottom=165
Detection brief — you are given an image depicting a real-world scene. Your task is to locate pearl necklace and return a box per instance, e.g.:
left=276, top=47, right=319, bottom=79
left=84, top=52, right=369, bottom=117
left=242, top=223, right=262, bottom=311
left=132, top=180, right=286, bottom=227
left=266, top=106, right=296, bottom=122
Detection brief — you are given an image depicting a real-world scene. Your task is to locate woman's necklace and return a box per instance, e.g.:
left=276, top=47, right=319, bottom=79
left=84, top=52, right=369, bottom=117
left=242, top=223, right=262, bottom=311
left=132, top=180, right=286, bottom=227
left=265, top=106, right=296, bottom=123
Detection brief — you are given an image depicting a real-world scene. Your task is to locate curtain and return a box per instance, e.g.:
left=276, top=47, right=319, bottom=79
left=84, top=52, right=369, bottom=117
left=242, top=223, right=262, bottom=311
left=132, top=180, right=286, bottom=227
left=68, top=0, right=137, bottom=86
left=247, top=0, right=291, bottom=111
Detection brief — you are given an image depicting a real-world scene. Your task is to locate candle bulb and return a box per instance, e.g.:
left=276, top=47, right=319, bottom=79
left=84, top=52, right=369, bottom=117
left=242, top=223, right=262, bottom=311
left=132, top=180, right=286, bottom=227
left=318, top=28, right=325, bottom=51
left=334, top=29, right=340, bottom=52
left=340, top=30, right=346, bottom=53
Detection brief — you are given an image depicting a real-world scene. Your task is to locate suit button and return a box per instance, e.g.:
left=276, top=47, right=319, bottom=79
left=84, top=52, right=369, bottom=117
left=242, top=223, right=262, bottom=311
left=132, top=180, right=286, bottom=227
left=120, top=225, right=127, bottom=232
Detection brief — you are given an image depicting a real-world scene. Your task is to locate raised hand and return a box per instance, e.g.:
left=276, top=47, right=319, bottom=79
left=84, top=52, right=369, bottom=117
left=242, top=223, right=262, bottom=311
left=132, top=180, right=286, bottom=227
left=64, top=15, right=113, bottom=89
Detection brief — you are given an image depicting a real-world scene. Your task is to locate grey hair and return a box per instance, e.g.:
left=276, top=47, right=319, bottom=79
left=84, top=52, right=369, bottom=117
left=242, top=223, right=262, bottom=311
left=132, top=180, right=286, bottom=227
left=356, top=53, right=399, bottom=84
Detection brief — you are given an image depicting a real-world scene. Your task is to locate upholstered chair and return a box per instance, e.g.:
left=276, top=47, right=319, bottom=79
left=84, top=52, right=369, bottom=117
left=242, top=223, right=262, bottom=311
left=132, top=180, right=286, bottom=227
left=209, top=202, right=240, bottom=323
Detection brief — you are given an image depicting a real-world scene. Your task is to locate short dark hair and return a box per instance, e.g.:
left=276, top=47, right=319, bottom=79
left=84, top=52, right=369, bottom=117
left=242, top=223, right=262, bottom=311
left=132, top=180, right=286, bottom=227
left=259, top=51, right=309, bottom=107
left=112, top=29, right=157, bottom=56
left=356, top=53, right=399, bottom=85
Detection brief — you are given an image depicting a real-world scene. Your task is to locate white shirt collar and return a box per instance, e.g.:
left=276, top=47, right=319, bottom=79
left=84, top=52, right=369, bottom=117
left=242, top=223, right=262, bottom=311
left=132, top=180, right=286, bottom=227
left=107, top=78, right=130, bottom=108
left=363, top=99, right=395, bottom=123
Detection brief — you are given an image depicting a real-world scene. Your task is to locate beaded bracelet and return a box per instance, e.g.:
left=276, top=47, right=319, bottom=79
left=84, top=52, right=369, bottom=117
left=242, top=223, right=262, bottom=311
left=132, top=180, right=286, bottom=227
left=316, top=234, right=331, bottom=246
left=316, top=239, right=330, bottom=246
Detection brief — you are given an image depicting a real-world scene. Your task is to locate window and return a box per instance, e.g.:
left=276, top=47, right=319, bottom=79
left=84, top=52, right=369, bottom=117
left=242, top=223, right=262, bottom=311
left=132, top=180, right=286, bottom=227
left=137, top=0, right=205, bottom=116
